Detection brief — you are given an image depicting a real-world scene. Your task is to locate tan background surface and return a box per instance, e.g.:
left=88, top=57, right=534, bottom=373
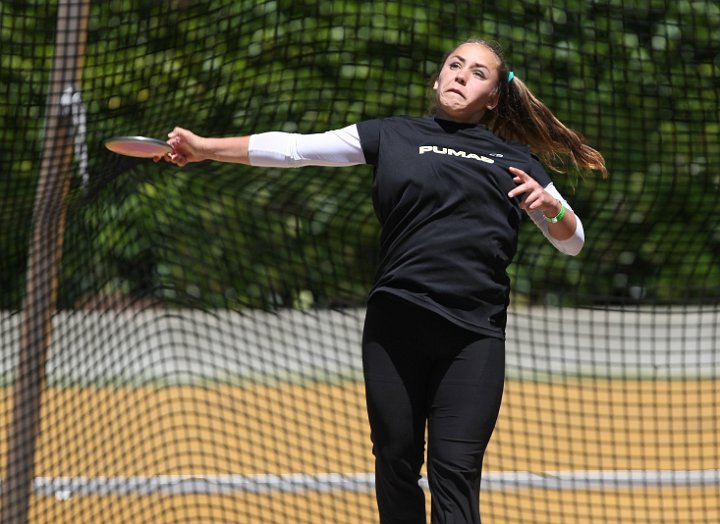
left=1, top=379, right=718, bottom=523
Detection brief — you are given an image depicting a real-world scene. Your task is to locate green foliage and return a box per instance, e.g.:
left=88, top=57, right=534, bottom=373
left=2, top=0, right=719, bottom=310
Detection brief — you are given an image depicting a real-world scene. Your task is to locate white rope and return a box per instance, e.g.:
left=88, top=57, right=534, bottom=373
left=60, top=85, right=89, bottom=189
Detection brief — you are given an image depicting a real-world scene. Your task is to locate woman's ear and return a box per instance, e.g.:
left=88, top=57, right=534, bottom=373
left=433, top=79, right=439, bottom=91
left=487, top=92, right=500, bottom=111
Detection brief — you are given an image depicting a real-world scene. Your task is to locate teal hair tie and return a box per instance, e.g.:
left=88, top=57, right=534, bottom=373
left=508, top=71, right=515, bottom=83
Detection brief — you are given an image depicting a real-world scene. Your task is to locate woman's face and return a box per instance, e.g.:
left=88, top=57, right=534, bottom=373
left=433, top=43, right=501, bottom=123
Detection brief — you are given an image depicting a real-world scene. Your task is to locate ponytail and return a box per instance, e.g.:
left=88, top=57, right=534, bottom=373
left=485, top=75, right=608, bottom=178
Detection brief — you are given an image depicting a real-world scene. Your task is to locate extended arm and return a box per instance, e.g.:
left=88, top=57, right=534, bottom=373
left=161, top=125, right=366, bottom=167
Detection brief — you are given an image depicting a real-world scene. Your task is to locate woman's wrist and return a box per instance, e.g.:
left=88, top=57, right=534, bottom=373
left=197, top=137, right=214, bottom=161
left=543, top=199, right=566, bottom=223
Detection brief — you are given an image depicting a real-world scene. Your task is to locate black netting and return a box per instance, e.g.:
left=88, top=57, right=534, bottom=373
left=1, top=1, right=719, bottom=522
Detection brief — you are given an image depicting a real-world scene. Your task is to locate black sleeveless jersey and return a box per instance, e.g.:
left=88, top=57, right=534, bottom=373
left=357, top=115, right=552, bottom=338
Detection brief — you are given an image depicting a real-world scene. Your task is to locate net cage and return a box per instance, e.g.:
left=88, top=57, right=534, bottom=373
left=1, top=0, right=719, bottom=522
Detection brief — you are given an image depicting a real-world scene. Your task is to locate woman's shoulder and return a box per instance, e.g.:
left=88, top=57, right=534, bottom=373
left=367, top=114, right=434, bottom=127
left=479, top=126, right=535, bottom=157
left=358, top=115, right=439, bottom=140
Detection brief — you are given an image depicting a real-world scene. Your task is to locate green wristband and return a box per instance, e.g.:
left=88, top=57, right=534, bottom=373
left=545, top=202, right=566, bottom=223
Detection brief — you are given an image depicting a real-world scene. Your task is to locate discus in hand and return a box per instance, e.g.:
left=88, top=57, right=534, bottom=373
left=103, top=136, right=172, bottom=158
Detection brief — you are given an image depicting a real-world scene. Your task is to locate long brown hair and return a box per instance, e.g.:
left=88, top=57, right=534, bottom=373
left=434, top=39, right=608, bottom=178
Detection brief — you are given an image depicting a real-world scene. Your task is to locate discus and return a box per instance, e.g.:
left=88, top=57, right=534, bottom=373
left=103, top=136, right=172, bottom=158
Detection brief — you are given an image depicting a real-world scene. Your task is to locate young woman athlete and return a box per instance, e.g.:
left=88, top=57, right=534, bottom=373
left=160, top=39, right=607, bottom=524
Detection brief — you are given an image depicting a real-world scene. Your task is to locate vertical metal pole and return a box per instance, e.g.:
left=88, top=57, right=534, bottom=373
left=1, top=1, right=91, bottom=522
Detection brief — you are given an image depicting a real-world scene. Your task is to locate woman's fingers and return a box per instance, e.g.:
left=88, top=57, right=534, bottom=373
left=507, top=167, right=549, bottom=210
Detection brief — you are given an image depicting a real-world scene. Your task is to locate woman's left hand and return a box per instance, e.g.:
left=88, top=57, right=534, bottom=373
left=507, top=166, right=561, bottom=216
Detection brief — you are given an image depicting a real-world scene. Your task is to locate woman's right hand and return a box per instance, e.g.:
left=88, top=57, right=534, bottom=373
left=159, top=127, right=207, bottom=166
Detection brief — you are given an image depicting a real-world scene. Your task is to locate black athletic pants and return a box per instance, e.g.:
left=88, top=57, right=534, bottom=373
left=362, top=293, right=505, bottom=524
